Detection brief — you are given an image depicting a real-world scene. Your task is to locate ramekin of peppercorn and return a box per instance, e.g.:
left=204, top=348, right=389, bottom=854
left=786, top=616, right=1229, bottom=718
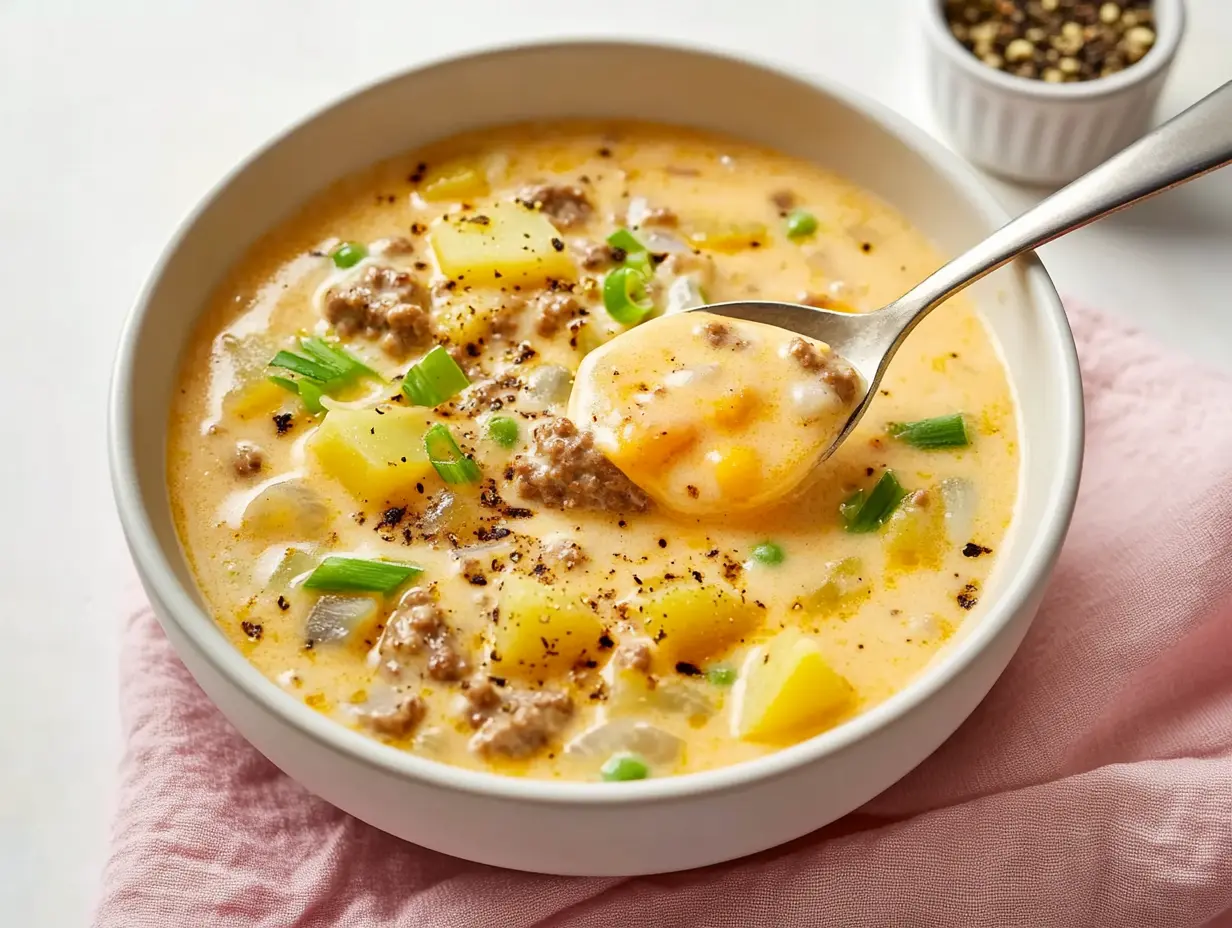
left=922, top=0, right=1185, bottom=184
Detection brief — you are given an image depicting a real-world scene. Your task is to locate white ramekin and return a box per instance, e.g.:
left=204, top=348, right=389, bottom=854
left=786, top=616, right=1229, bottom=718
left=922, top=0, right=1186, bottom=185
left=109, top=39, right=1083, bottom=875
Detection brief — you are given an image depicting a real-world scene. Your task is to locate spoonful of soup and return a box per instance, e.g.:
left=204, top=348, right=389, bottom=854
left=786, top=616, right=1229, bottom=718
left=573, top=80, right=1232, bottom=514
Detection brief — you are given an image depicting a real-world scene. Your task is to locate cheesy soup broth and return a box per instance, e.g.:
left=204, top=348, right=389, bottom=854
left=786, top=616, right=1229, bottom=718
left=168, top=121, right=1017, bottom=781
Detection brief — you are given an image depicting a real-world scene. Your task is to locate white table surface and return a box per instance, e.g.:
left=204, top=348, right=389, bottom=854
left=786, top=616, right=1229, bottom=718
left=2, top=1, right=1230, bottom=923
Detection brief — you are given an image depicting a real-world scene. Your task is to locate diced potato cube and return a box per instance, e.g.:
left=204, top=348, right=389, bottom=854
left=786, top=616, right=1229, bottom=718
left=308, top=406, right=434, bottom=504
left=640, top=584, right=762, bottom=667
left=736, top=628, right=855, bottom=741
left=489, top=576, right=605, bottom=680
left=431, top=290, right=505, bottom=348
left=430, top=202, right=576, bottom=284
left=226, top=378, right=289, bottom=420
left=420, top=159, right=490, bottom=202
left=793, top=557, right=870, bottom=618
left=884, top=494, right=947, bottom=571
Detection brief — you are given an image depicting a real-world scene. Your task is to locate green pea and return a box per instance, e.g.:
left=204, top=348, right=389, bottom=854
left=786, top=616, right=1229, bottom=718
left=750, top=541, right=785, bottom=565
left=601, top=752, right=650, bottom=782
left=785, top=209, right=818, bottom=240
left=331, top=241, right=368, bottom=269
left=486, top=415, right=519, bottom=448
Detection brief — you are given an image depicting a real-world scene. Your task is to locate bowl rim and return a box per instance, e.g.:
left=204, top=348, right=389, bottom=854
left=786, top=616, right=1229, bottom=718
left=920, top=0, right=1185, bottom=100
left=109, top=36, right=1084, bottom=806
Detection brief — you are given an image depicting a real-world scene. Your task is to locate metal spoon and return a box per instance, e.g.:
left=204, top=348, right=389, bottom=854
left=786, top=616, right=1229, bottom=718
left=692, top=80, right=1232, bottom=461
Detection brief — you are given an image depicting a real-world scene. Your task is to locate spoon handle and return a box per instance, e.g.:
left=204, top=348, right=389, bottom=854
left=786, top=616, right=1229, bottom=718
left=892, top=79, right=1232, bottom=324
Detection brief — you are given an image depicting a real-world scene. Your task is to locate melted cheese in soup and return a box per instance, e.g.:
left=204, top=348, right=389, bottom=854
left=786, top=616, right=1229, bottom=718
left=167, top=121, right=1018, bottom=781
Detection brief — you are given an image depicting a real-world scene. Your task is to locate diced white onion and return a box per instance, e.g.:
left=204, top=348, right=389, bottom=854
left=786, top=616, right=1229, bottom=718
left=664, top=276, right=706, bottom=315
left=564, top=719, right=683, bottom=764
left=305, top=595, right=378, bottom=644
left=939, top=477, right=979, bottom=543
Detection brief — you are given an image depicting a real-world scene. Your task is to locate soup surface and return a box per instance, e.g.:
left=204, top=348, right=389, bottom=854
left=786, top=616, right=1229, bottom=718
left=168, top=121, right=1018, bottom=781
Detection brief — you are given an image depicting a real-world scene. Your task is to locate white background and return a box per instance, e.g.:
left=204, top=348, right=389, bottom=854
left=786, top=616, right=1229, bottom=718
left=2, top=1, right=1230, bottom=924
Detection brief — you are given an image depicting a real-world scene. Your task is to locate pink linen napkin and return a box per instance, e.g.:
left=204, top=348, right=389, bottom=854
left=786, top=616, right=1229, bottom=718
left=94, top=304, right=1232, bottom=928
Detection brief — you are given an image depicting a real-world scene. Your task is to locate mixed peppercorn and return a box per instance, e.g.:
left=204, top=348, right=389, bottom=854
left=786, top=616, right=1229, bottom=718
left=944, top=0, right=1158, bottom=82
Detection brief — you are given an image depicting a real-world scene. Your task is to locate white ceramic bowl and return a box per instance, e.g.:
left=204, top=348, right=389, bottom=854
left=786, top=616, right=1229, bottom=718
left=923, top=0, right=1185, bottom=185
left=109, top=40, right=1083, bottom=876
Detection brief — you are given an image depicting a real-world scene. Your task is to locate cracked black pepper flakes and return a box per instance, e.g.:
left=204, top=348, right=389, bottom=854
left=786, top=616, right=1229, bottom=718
left=963, top=542, right=993, bottom=558
left=944, top=0, right=1158, bottom=83
left=241, top=621, right=263, bottom=640
left=957, top=582, right=981, bottom=610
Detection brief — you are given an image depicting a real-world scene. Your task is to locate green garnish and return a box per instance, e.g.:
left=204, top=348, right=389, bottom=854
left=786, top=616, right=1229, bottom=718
left=303, top=556, right=422, bottom=594
left=785, top=209, right=818, bottom=239
left=269, top=350, right=337, bottom=383
left=331, top=241, right=367, bottom=269
left=705, top=665, right=737, bottom=686
left=603, top=266, right=654, bottom=325
left=424, top=423, right=482, bottom=484
left=401, top=346, right=471, bottom=407
left=266, top=337, right=380, bottom=414
left=841, top=470, right=908, bottom=533
left=750, top=541, right=785, bottom=565
left=269, top=374, right=327, bottom=414
left=606, top=227, right=652, bottom=275
left=600, top=752, right=650, bottom=782
left=486, top=415, right=519, bottom=448
left=300, top=336, right=379, bottom=380
left=887, top=413, right=970, bottom=449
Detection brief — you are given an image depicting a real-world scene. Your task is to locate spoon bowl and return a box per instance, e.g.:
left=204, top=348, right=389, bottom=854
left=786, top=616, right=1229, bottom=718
left=696, top=79, right=1232, bottom=462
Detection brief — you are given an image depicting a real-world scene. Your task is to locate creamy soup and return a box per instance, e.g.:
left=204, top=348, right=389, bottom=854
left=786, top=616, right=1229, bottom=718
left=168, top=122, right=1017, bottom=781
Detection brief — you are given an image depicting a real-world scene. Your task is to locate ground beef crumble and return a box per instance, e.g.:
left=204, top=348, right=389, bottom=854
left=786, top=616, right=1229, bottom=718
left=511, top=417, right=651, bottom=513
left=534, top=291, right=581, bottom=337
left=786, top=337, right=862, bottom=405
left=359, top=694, right=425, bottom=738
left=376, top=586, right=468, bottom=682
left=233, top=441, right=264, bottom=476
left=613, top=637, right=654, bottom=672
left=462, top=677, right=574, bottom=758
left=699, top=319, right=747, bottom=350
left=518, top=183, right=592, bottom=229
left=576, top=239, right=617, bottom=270
left=542, top=537, right=588, bottom=571
left=324, top=265, right=431, bottom=358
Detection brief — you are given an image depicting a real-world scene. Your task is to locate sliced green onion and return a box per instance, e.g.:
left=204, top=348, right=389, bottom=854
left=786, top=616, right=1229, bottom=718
left=303, top=556, right=422, bottom=594
left=600, top=752, right=650, bottom=782
left=887, top=413, right=970, bottom=449
left=268, top=374, right=300, bottom=395
left=606, top=227, right=653, bottom=274
left=402, top=346, right=471, bottom=407
left=842, top=470, right=908, bottom=533
left=424, top=423, right=482, bottom=484
left=331, top=241, right=367, bottom=269
left=705, top=664, right=737, bottom=686
left=839, top=491, right=865, bottom=526
left=486, top=415, right=519, bottom=448
left=750, top=541, right=785, bottom=565
left=607, top=228, right=645, bottom=254
left=603, top=266, right=654, bottom=325
left=267, top=375, right=326, bottom=414
left=296, top=378, right=327, bottom=415
left=269, top=350, right=338, bottom=383
left=785, top=209, right=818, bottom=239
left=301, top=336, right=380, bottom=381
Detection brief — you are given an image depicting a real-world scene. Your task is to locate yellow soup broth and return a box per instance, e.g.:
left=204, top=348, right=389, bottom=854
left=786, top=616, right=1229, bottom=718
left=168, top=121, right=1017, bottom=781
